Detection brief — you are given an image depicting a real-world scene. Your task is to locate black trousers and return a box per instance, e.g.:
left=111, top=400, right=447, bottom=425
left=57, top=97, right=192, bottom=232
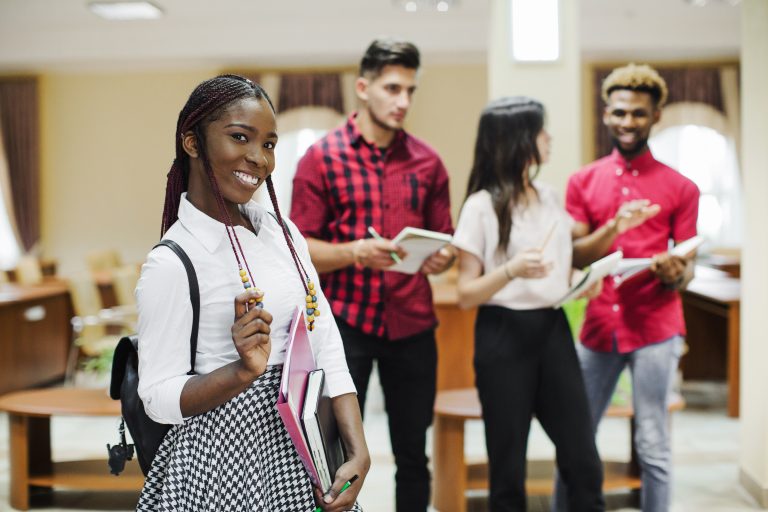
left=337, top=320, right=437, bottom=512
left=474, top=306, right=605, bottom=512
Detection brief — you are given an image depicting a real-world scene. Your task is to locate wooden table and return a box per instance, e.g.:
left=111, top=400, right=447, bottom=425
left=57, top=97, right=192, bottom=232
left=0, top=387, right=143, bottom=510
left=432, top=388, right=684, bottom=512
left=681, top=266, right=741, bottom=417
left=0, top=282, right=72, bottom=396
left=431, top=279, right=477, bottom=391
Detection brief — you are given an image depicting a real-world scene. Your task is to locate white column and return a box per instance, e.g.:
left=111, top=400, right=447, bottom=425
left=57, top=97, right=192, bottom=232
left=739, top=0, right=768, bottom=507
left=487, top=0, right=581, bottom=195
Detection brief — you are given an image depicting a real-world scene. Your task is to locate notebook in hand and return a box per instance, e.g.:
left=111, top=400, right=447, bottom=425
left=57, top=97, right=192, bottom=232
left=277, top=306, right=321, bottom=488
left=388, top=227, right=453, bottom=274
left=554, top=251, right=623, bottom=308
left=613, top=235, right=704, bottom=287
left=301, top=369, right=346, bottom=493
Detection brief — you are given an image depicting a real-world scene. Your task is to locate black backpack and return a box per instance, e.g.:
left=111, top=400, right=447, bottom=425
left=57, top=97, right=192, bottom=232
left=108, top=239, right=199, bottom=476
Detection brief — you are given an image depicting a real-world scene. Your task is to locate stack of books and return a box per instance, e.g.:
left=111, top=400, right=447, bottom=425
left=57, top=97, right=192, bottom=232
left=276, top=306, right=345, bottom=493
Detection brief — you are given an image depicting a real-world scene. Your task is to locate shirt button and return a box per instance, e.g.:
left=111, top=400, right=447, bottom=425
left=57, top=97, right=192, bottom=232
left=632, top=170, right=639, bottom=176
left=615, top=168, right=623, bottom=176
left=617, top=246, right=623, bottom=251
left=612, top=304, right=620, bottom=312
left=622, top=187, right=630, bottom=195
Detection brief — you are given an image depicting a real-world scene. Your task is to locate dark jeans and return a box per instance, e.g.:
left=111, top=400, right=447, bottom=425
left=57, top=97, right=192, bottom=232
left=337, top=320, right=437, bottom=512
left=474, top=306, right=605, bottom=512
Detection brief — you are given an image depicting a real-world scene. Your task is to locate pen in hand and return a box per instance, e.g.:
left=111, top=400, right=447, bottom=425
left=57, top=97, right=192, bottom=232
left=315, top=474, right=360, bottom=511
left=367, top=226, right=403, bottom=264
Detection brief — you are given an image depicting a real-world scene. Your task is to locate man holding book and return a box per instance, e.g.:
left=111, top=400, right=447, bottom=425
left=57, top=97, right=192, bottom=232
left=290, top=38, right=455, bottom=512
left=553, top=64, right=700, bottom=512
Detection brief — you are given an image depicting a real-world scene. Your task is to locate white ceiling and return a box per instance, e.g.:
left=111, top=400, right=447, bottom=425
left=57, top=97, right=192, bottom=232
left=0, top=0, right=741, bottom=73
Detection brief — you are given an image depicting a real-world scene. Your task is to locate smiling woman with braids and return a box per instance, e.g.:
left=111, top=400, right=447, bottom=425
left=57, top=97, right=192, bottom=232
left=135, top=75, right=369, bottom=511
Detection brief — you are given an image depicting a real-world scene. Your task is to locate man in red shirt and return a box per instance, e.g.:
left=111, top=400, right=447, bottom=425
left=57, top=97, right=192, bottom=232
left=554, top=64, right=699, bottom=512
left=290, top=38, right=455, bottom=512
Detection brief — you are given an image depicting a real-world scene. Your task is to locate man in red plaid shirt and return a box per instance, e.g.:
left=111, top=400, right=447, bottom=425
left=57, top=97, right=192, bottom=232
left=290, top=38, right=455, bottom=511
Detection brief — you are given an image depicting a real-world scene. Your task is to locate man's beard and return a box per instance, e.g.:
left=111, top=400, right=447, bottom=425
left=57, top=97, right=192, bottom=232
left=611, top=135, right=648, bottom=157
left=368, top=106, right=399, bottom=134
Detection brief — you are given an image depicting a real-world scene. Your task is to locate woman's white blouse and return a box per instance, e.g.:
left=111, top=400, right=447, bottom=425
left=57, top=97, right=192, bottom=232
left=136, top=194, right=355, bottom=424
left=452, top=184, right=574, bottom=310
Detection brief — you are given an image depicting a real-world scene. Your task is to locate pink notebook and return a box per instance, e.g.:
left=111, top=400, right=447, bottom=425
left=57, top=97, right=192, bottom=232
left=276, top=306, right=321, bottom=488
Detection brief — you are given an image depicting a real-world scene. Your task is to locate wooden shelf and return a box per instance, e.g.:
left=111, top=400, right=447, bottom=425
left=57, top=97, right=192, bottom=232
left=28, top=459, right=144, bottom=490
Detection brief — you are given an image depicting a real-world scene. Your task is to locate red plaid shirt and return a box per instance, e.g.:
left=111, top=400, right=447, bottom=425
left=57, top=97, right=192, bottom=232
left=566, top=149, right=699, bottom=353
left=290, top=114, right=453, bottom=340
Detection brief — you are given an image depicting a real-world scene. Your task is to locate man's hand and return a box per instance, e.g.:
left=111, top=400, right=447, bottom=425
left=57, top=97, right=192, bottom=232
left=650, top=253, right=688, bottom=285
left=352, top=238, right=406, bottom=270
left=419, top=246, right=456, bottom=275
left=612, top=199, right=661, bottom=234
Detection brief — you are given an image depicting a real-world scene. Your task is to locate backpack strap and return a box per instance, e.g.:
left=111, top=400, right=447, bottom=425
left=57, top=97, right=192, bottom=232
left=154, top=239, right=199, bottom=375
left=267, top=211, right=293, bottom=241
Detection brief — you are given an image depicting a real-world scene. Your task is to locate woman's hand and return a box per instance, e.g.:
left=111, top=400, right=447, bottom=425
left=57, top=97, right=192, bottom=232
left=313, top=456, right=369, bottom=512
left=231, top=289, right=272, bottom=380
left=578, top=278, right=603, bottom=300
left=505, top=248, right=553, bottom=280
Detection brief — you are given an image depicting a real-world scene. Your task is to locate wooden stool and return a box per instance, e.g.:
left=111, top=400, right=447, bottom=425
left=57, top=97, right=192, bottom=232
left=432, top=388, right=684, bottom=512
left=0, top=387, right=144, bottom=510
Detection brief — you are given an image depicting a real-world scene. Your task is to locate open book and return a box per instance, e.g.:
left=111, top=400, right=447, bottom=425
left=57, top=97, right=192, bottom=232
left=554, top=251, right=623, bottom=308
left=613, top=235, right=704, bottom=286
left=388, top=227, right=453, bottom=274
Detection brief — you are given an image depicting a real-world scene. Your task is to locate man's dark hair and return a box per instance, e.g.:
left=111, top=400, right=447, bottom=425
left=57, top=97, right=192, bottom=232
left=359, top=38, right=420, bottom=78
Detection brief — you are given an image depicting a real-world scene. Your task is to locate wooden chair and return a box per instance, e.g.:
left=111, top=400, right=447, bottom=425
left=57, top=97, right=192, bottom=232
left=65, top=274, right=130, bottom=385
left=85, top=249, right=121, bottom=274
left=14, top=255, right=43, bottom=285
left=111, top=264, right=140, bottom=307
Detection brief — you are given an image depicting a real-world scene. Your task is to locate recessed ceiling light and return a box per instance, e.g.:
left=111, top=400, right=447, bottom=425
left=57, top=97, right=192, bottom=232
left=395, top=0, right=456, bottom=13
left=88, top=1, right=163, bottom=21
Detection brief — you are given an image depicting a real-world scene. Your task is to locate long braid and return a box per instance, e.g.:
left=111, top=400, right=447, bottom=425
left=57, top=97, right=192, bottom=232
left=160, top=74, right=312, bottom=319
left=266, top=176, right=310, bottom=295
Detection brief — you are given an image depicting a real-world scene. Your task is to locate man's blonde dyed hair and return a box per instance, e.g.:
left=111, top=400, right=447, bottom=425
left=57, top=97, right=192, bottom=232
left=601, top=63, right=669, bottom=108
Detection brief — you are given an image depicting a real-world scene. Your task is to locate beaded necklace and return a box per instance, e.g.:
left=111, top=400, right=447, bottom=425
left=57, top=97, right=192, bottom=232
left=209, top=174, right=319, bottom=331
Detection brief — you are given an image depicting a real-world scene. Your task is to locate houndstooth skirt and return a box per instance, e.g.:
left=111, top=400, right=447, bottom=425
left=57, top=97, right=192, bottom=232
left=137, top=366, right=362, bottom=512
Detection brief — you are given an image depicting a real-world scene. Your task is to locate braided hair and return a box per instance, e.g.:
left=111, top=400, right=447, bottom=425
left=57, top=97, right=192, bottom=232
left=161, top=74, right=314, bottom=298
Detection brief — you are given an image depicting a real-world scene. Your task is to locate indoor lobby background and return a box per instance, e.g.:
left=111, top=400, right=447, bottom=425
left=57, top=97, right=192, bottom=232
left=1, top=1, right=767, bottom=511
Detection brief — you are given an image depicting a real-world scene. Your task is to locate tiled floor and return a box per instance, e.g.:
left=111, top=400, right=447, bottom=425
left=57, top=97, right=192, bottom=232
left=0, top=378, right=762, bottom=512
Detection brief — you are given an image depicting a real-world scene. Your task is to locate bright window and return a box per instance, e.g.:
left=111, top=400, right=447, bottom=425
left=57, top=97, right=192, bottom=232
left=255, top=128, right=327, bottom=214
left=0, top=185, right=20, bottom=270
left=649, top=124, right=742, bottom=248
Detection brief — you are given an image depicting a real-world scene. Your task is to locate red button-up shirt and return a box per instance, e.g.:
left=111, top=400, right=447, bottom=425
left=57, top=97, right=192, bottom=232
left=566, top=149, right=699, bottom=353
left=291, top=114, right=453, bottom=340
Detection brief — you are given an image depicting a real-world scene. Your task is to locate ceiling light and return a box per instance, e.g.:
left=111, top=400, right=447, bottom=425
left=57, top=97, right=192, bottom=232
left=88, top=1, right=163, bottom=21
left=684, top=0, right=741, bottom=6
left=395, top=0, right=456, bottom=13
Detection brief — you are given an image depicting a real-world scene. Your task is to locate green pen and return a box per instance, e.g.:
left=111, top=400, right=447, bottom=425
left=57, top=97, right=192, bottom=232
left=314, top=474, right=359, bottom=511
left=367, top=226, right=403, bottom=264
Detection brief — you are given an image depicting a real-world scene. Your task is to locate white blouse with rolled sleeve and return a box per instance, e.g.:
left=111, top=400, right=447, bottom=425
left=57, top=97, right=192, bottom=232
left=453, top=184, right=574, bottom=310
left=136, top=194, right=355, bottom=425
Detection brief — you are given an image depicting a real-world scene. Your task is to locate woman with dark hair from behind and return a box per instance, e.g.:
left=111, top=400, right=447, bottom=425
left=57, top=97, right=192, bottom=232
left=452, top=97, right=605, bottom=511
left=135, top=74, right=369, bottom=511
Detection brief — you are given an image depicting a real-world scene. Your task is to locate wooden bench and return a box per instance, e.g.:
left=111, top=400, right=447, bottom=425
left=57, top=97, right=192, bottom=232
left=0, top=387, right=144, bottom=510
left=432, top=387, right=684, bottom=512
